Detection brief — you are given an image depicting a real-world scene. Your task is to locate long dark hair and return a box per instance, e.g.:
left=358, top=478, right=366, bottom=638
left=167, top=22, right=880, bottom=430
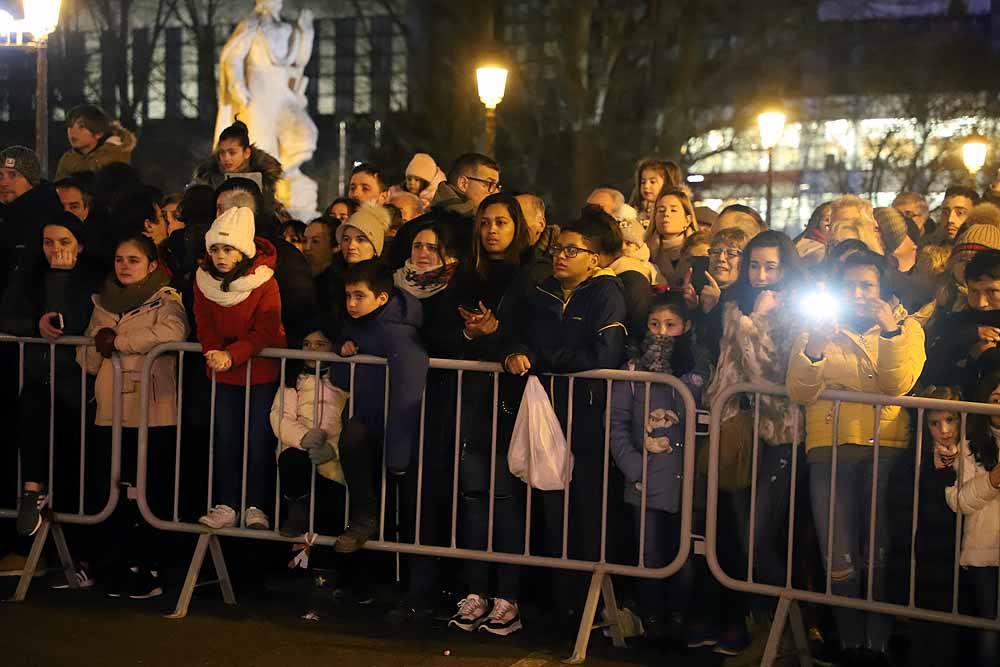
left=731, top=230, right=804, bottom=314
left=472, top=193, right=531, bottom=279
left=970, top=373, right=1000, bottom=470
left=412, top=221, right=457, bottom=266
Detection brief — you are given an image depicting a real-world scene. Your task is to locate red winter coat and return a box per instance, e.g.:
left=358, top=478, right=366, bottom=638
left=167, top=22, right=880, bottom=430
left=193, top=238, right=286, bottom=385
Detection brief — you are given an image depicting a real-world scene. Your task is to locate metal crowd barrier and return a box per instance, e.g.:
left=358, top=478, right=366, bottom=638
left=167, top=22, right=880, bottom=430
left=134, top=342, right=699, bottom=663
left=0, top=335, right=122, bottom=601
left=705, top=381, right=1000, bottom=666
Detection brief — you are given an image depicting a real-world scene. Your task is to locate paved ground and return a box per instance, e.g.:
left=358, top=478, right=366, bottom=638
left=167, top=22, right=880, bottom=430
left=0, top=566, right=733, bottom=667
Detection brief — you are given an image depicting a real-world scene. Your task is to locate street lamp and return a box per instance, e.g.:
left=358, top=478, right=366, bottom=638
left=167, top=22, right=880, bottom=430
left=0, top=1, right=62, bottom=176
left=758, top=110, right=785, bottom=228
left=962, top=134, right=989, bottom=181
left=476, top=65, right=507, bottom=157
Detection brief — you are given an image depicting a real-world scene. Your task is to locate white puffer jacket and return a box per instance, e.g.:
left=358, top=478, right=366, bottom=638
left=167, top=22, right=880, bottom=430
left=946, top=435, right=1000, bottom=567
left=269, top=371, right=349, bottom=486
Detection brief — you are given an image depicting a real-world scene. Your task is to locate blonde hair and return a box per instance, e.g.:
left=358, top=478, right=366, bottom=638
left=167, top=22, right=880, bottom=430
left=916, top=244, right=949, bottom=277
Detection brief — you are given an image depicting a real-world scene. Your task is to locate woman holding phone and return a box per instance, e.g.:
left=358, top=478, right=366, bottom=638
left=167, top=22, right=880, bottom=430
left=787, top=249, right=926, bottom=665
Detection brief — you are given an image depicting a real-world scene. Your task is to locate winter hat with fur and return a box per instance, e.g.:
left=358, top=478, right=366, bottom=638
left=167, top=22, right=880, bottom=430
left=205, top=206, right=257, bottom=258
left=874, top=207, right=908, bottom=254
left=0, top=145, right=42, bottom=185
left=336, top=202, right=391, bottom=257
left=952, top=204, right=1000, bottom=256
left=405, top=153, right=439, bottom=184
left=615, top=205, right=645, bottom=246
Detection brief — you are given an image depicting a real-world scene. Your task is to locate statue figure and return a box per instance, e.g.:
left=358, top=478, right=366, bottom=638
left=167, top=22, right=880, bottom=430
left=216, top=0, right=319, bottom=218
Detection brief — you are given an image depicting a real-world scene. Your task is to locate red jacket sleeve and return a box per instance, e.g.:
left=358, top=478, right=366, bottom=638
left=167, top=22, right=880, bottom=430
left=226, top=278, right=286, bottom=366
left=193, top=283, right=226, bottom=354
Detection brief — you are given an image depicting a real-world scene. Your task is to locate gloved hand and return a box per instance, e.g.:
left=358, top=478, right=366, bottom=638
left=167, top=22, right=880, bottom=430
left=299, top=428, right=326, bottom=451
left=307, top=442, right=336, bottom=466
left=94, top=327, right=117, bottom=358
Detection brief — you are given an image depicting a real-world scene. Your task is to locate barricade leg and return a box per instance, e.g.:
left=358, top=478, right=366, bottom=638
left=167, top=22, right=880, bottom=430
left=564, top=566, right=628, bottom=664
left=10, top=520, right=50, bottom=601
left=762, top=594, right=813, bottom=667
left=49, top=520, right=77, bottom=589
left=167, top=533, right=236, bottom=619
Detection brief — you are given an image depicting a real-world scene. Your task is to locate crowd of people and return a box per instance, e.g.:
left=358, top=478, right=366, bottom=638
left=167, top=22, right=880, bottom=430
left=1, top=103, right=1000, bottom=666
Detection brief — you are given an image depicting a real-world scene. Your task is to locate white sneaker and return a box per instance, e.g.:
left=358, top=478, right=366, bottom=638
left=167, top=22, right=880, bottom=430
left=448, top=593, right=491, bottom=632
left=198, top=505, right=237, bottom=529
left=479, top=598, right=522, bottom=636
left=245, top=506, right=270, bottom=530
left=51, top=565, right=96, bottom=590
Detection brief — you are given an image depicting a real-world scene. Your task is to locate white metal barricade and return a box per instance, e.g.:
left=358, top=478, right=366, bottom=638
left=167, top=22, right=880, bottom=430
left=705, top=381, right=1000, bottom=666
left=0, top=335, right=122, bottom=600
left=134, top=342, right=699, bottom=663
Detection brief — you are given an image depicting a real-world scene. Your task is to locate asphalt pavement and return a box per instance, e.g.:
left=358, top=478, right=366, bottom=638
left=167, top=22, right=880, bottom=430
left=0, top=564, right=733, bottom=667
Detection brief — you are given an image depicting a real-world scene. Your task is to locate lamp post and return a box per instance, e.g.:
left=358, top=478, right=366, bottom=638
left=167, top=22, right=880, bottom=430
left=962, top=134, right=989, bottom=186
left=476, top=65, right=507, bottom=157
left=757, top=110, right=785, bottom=228
left=1, top=1, right=62, bottom=176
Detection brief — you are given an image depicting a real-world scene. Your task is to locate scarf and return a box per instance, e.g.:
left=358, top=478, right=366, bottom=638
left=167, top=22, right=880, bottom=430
left=393, top=260, right=458, bottom=299
left=99, top=267, right=170, bottom=315
left=195, top=264, right=274, bottom=307
left=635, top=332, right=675, bottom=373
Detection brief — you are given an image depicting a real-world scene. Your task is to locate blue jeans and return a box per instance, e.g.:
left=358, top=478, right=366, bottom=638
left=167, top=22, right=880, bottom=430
left=212, top=382, right=278, bottom=513
left=808, top=444, right=902, bottom=652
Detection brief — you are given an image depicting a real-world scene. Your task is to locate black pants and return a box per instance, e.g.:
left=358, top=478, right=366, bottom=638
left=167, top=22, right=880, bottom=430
left=337, top=418, right=380, bottom=526
left=277, top=447, right=347, bottom=536
left=16, top=379, right=88, bottom=503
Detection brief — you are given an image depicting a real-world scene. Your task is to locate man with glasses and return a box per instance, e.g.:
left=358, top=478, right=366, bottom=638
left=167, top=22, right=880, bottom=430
left=389, top=152, right=500, bottom=268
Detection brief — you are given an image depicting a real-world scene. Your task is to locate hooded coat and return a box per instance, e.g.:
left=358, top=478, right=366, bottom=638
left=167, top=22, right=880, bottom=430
left=193, top=146, right=284, bottom=206
left=388, top=182, right=477, bottom=270
left=79, top=285, right=189, bottom=427
left=55, top=122, right=137, bottom=179
left=192, top=237, right=286, bottom=385
left=337, top=288, right=429, bottom=473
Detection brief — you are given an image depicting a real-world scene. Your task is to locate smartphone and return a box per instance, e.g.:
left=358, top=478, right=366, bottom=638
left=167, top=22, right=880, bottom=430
left=460, top=301, right=484, bottom=315
left=690, top=256, right=710, bottom=293
left=50, top=313, right=64, bottom=330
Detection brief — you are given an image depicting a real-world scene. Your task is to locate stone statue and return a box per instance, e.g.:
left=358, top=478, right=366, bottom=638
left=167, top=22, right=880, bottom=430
left=216, top=0, right=319, bottom=219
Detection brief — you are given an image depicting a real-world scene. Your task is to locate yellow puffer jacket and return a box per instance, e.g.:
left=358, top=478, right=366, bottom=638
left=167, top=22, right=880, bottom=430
left=786, top=309, right=926, bottom=452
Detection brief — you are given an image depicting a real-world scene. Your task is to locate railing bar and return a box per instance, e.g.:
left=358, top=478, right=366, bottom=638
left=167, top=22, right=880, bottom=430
left=486, top=372, right=499, bottom=553
left=450, top=370, right=463, bottom=549
left=909, top=408, right=924, bottom=608
left=747, top=395, right=762, bottom=583
left=561, top=377, right=574, bottom=560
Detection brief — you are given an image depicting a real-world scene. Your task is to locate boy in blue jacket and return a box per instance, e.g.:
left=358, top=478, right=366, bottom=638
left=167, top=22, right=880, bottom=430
left=502, top=208, right=628, bottom=613
left=336, top=260, right=429, bottom=553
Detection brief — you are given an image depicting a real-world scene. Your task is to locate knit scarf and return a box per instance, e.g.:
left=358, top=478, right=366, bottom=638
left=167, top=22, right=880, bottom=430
left=635, top=332, right=675, bottom=373
left=393, top=260, right=458, bottom=299
left=99, top=267, right=170, bottom=315
left=195, top=264, right=274, bottom=307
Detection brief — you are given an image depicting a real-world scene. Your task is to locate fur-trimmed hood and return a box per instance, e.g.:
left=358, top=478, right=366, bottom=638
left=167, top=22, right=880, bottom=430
left=193, top=146, right=283, bottom=196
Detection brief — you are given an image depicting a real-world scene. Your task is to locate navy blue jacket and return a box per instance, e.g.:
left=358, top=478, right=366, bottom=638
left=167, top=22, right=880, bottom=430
left=504, top=271, right=627, bottom=374
left=339, top=288, right=429, bottom=473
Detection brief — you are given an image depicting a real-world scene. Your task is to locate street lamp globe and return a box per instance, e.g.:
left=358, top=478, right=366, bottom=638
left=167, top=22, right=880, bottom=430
left=476, top=66, right=508, bottom=110
left=757, top=110, right=786, bottom=150
left=963, top=135, right=988, bottom=175
left=24, top=0, right=62, bottom=39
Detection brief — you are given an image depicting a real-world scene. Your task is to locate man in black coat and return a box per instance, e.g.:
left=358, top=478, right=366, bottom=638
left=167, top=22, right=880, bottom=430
left=0, top=146, right=65, bottom=296
left=389, top=153, right=500, bottom=269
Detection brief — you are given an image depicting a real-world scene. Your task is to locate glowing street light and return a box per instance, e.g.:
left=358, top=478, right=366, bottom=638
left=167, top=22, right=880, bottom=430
left=963, top=134, right=989, bottom=175
left=24, top=0, right=63, bottom=39
left=757, top=109, right=786, bottom=227
left=476, top=65, right=508, bottom=156
left=0, top=1, right=62, bottom=175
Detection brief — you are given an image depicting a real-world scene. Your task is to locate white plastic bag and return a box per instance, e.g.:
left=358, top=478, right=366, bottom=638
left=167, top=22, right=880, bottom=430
left=508, top=376, right=573, bottom=490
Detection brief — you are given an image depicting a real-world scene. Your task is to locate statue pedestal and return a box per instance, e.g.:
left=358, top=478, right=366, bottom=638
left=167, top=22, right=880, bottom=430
left=277, top=168, right=319, bottom=221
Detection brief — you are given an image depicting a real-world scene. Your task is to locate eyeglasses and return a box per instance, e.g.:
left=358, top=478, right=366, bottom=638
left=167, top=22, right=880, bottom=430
left=465, top=175, right=501, bottom=193
left=551, top=244, right=598, bottom=259
left=708, top=248, right=742, bottom=259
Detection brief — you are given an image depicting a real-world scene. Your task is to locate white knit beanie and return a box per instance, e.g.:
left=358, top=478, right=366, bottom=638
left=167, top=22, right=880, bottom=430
left=336, top=203, right=391, bottom=257
left=405, top=153, right=438, bottom=183
left=205, top=206, right=256, bottom=258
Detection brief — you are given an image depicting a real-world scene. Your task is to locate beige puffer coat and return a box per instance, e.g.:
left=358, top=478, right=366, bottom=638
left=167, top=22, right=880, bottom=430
left=269, top=372, right=349, bottom=486
left=79, top=287, right=189, bottom=427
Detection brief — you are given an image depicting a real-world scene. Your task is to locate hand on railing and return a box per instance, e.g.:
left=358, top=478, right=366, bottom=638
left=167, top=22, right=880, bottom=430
left=505, top=353, right=531, bottom=376
left=204, top=349, right=233, bottom=372
left=340, top=340, right=358, bottom=357
left=38, top=312, right=63, bottom=340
